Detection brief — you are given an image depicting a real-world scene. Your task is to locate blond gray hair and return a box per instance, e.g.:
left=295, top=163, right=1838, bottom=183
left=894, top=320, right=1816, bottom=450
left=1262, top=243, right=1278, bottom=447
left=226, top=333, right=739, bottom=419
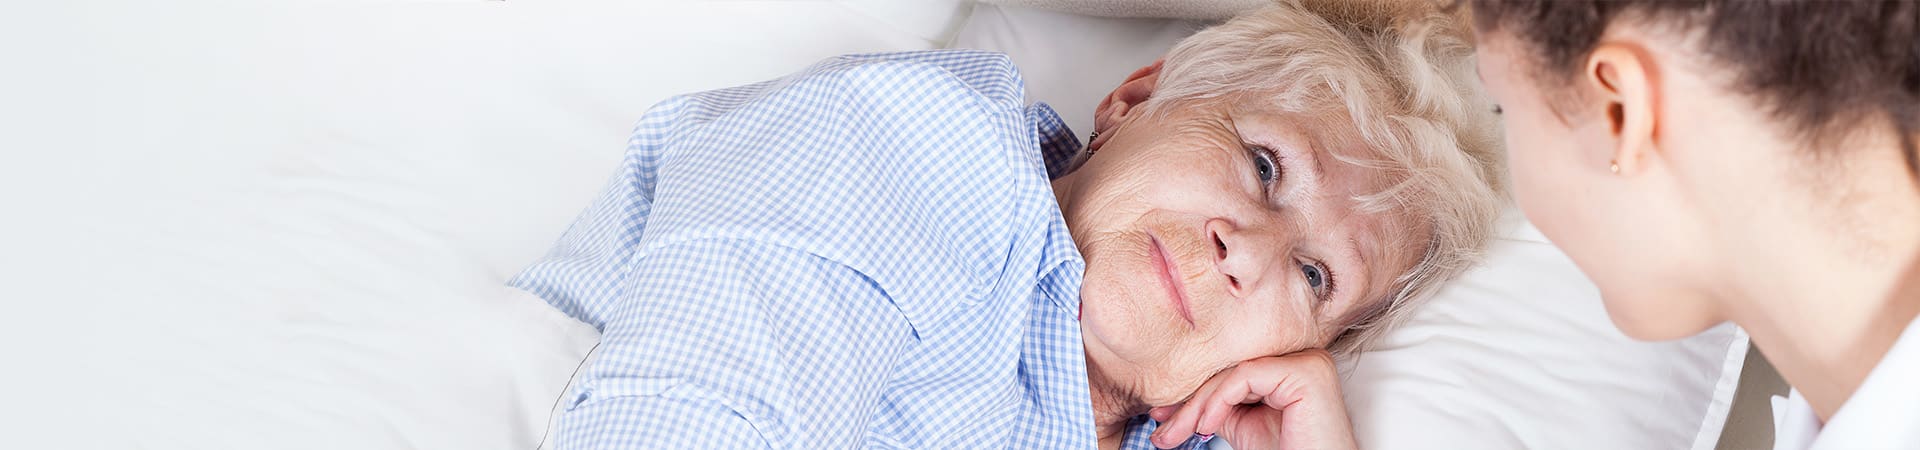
left=1144, top=0, right=1507, bottom=359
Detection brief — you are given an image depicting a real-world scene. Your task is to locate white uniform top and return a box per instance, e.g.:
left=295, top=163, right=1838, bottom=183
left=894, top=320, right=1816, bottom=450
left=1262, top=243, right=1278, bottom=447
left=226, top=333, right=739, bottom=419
left=1772, top=316, right=1920, bottom=450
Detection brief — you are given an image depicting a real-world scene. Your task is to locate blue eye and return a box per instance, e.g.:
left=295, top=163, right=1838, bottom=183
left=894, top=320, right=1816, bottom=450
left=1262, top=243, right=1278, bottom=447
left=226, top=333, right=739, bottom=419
left=1301, top=261, right=1330, bottom=299
left=1250, top=146, right=1279, bottom=186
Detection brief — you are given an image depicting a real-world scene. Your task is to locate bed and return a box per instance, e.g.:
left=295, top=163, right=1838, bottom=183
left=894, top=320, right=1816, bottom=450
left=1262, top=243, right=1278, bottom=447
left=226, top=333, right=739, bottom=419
left=1, top=1, right=1752, bottom=449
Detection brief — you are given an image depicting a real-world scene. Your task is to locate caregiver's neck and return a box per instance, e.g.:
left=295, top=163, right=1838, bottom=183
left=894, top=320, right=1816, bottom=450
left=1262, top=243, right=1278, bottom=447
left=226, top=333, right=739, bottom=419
left=1716, top=130, right=1920, bottom=422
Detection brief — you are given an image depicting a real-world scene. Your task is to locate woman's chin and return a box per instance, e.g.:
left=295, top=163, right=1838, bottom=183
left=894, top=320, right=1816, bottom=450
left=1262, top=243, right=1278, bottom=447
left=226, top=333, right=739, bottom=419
left=1601, top=291, right=1721, bottom=341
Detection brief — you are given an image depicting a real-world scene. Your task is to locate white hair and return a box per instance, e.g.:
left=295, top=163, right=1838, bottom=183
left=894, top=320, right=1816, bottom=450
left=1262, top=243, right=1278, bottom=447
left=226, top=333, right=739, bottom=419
left=1144, top=0, right=1508, bottom=359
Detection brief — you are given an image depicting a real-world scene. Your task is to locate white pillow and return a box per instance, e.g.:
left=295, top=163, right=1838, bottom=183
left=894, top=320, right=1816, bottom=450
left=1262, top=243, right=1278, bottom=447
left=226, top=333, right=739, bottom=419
left=0, top=1, right=968, bottom=449
left=1342, top=213, right=1745, bottom=450
left=948, top=4, right=1206, bottom=139
left=947, top=5, right=1747, bottom=449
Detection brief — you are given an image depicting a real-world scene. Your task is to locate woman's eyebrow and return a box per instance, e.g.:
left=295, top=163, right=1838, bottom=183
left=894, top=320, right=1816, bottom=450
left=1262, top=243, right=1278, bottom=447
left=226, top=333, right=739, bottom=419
left=1334, top=215, right=1399, bottom=330
left=1304, top=137, right=1329, bottom=193
left=1329, top=235, right=1386, bottom=335
left=1348, top=235, right=1372, bottom=304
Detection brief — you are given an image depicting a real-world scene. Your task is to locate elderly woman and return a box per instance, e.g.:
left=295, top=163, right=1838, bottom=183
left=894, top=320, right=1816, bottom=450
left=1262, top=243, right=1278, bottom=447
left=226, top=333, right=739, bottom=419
left=510, top=1, right=1501, bottom=449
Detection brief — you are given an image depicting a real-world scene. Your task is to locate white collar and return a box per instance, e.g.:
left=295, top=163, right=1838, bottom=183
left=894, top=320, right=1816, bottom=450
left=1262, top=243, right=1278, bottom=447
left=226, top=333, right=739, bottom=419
left=1770, top=316, right=1920, bottom=449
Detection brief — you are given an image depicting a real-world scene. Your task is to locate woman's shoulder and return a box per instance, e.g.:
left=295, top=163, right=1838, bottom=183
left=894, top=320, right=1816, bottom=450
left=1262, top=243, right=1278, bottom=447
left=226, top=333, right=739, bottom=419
left=614, top=51, right=1065, bottom=324
left=636, top=49, right=1028, bottom=133
left=634, top=50, right=1053, bottom=230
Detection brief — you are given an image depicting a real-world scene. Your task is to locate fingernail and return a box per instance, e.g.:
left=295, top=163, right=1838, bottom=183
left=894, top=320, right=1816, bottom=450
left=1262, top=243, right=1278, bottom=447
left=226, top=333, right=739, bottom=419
left=1198, top=433, right=1215, bottom=443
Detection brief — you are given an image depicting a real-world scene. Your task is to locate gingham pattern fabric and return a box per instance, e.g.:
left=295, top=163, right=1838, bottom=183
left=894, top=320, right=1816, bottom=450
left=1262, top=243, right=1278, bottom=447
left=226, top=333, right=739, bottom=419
left=511, top=50, right=1204, bottom=449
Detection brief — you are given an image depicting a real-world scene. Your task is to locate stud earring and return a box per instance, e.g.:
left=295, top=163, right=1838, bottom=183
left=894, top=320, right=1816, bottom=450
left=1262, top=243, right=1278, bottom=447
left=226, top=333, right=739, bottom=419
left=1609, top=160, right=1620, bottom=174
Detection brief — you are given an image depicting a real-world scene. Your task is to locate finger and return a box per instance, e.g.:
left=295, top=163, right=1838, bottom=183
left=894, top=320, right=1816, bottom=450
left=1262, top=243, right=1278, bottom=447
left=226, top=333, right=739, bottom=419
left=1194, top=369, right=1273, bottom=436
left=1152, top=398, right=1200, bottom=447
left=1255, top=350, right=1334, bottom=411
left=1149, top=405, right=1177, bottom=422
left=1215, top=351, right=1353, bottom=449
left=1153, top=373, right=1224, bottom=448
left=1203, top=356, right=1326, bottom=443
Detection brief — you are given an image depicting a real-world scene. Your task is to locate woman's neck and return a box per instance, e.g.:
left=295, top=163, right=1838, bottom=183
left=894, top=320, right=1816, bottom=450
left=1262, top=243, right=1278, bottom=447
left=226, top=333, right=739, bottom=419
left=1734, top=253, right=1920, bottom=421
left=1720, top=140, right=1920, bottom=420
left=1086, top=348, right=1144, bottom=450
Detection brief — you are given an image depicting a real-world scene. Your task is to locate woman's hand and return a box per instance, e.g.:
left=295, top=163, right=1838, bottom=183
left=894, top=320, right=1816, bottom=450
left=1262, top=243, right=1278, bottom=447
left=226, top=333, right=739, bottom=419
left=1146, top=349, right=1358, bottom=450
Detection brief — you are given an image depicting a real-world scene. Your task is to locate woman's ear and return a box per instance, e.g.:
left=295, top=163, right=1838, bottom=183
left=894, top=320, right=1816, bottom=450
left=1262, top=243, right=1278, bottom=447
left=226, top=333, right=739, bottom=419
left=1584, top=44, right=1658, bottom=175
left=1090, top=58, right=1164, bottom=152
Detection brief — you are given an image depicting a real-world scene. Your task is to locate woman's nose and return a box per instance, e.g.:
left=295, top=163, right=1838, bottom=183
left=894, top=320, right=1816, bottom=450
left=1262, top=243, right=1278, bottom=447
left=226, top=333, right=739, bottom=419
left=1206, top=218, right=1278, bottom=298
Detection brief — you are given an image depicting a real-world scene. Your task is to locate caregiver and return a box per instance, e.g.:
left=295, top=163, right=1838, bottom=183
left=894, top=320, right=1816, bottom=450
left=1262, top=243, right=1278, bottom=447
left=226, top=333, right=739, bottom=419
left=1467, top=1, right=1920, bottom=448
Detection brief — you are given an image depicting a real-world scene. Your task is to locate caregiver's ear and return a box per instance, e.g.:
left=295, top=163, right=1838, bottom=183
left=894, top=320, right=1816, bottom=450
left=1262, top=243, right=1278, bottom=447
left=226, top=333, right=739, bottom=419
left=1583, top=44, right=1658, bottom=175
left=1090, top=58, right=1164, bottom=152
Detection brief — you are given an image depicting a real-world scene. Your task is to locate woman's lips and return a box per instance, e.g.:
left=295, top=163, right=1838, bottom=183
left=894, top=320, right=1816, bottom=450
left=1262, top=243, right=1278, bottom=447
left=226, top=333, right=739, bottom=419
left=1147, top=233, right=1197, bottom=328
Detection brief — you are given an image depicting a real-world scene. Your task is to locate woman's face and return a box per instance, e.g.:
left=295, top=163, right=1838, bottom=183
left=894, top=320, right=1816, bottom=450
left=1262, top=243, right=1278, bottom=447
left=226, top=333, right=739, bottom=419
left=1472, top=34, right=1720, bottom=339
left=1062, top=99, right=1424, bottom=407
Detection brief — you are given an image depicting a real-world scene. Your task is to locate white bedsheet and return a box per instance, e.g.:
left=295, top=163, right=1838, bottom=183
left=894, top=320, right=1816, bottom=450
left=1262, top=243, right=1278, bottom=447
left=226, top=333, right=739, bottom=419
left=0, top=1, right=963, bottom=448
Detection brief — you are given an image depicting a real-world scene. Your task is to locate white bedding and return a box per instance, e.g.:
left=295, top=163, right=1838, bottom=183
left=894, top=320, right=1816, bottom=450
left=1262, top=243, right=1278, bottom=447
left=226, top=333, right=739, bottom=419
left=1, top=1, right=963, bottom=448
left=1, top=1, right=1741, bottom=449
